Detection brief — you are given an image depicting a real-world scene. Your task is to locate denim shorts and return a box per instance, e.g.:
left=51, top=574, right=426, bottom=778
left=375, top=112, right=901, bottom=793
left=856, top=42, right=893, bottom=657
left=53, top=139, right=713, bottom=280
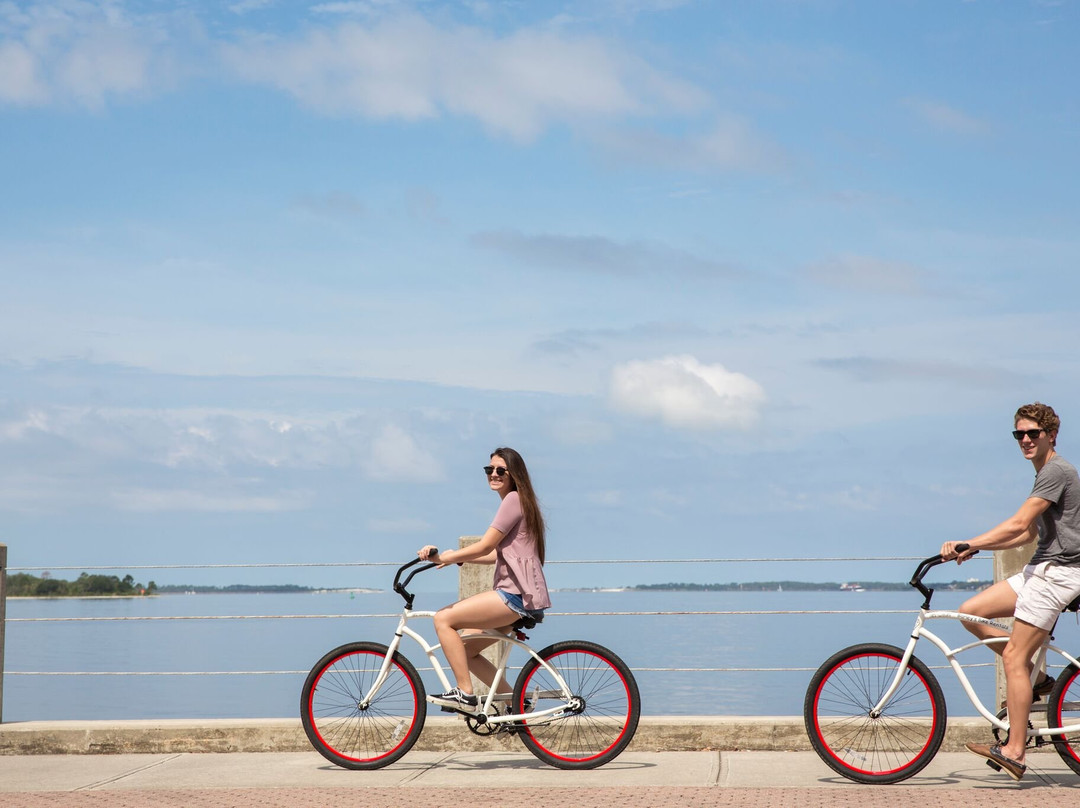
left=497, top=589, right=545, bottom=621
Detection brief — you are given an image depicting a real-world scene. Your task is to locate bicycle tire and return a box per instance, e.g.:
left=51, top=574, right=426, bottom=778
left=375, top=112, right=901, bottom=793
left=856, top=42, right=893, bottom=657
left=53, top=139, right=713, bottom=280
left=1047, top=662, right=1080, bottom=775
left=300, top=641, right=426, bottom=770
left=511, top=640, right=640, bottom=770
left=803, top=642, right=946, bottom=784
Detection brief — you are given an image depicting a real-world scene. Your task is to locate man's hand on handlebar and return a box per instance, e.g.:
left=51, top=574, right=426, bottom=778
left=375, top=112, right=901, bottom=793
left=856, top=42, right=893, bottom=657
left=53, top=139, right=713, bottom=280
left=940, top=541, right=976, bottom=564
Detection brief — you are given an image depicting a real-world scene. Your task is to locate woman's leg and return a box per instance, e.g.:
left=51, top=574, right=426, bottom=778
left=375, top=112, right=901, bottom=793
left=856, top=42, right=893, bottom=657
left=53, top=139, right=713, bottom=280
left=458, top=629, right=516, bottom=694
left=433, top=590, right=517, bottom=694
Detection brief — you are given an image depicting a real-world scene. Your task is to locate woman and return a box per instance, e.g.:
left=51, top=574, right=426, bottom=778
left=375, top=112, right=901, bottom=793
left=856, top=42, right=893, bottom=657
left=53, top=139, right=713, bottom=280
left=941, top=402, right=1080, bottom=780
left=417, top=447, right=550, bottom=712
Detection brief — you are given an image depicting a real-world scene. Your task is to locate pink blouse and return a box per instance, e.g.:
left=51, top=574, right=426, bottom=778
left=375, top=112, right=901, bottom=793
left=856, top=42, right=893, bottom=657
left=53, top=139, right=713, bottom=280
left=490, top=491, right=551, bottom=611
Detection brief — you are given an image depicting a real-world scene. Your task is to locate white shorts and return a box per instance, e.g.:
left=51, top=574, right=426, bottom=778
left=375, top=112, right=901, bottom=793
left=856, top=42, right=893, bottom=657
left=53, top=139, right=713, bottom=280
left=1007, top=561, right=1080, bottom=631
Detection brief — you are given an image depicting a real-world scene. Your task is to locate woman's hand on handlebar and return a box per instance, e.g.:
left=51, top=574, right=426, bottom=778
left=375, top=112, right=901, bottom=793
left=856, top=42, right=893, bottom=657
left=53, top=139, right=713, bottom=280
left=940, top=540, right=976, bottom=564
left=417, top=545, right=445, bottom=567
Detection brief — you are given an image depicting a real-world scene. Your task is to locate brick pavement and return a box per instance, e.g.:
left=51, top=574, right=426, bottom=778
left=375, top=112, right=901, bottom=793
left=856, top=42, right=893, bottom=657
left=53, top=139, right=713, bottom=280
left=2, top=747, right=1077, bottom=806
left=0, top=787, right=1074, bottom=808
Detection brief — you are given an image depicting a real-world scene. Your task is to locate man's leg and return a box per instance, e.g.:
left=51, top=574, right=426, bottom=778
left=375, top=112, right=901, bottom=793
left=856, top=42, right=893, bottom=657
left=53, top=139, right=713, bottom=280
left=957, top=580, right=1017, bottom=655
left=999, top=619, right=1051, bottom=764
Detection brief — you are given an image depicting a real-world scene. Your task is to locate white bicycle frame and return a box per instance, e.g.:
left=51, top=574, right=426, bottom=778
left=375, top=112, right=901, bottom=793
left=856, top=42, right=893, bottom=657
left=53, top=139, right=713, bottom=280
left=360, top=608, right=576, bottom=729
left=873, top=607, right=1080, bottom=738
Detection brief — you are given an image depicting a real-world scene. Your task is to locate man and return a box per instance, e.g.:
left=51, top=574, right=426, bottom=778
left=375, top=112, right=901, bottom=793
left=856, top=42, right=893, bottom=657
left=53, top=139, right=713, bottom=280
left=941, top=402, right=1080, bottom=781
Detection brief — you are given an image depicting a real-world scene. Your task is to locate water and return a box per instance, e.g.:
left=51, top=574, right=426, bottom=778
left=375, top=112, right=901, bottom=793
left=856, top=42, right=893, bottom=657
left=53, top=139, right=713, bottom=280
left=1, top=588, right=1023, bottom=722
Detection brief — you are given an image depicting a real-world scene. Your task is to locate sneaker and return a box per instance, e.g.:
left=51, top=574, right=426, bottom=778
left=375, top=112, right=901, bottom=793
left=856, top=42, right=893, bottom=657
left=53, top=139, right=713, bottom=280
left=1033, top=674, right=1055, bottom=701
left=428, top=688, right=479, bottom=713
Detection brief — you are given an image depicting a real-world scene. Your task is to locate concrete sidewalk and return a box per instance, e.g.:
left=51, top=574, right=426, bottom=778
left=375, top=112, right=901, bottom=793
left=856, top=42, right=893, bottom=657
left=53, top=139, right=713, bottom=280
left=0, top=717, right=1078, bottom=807
left=0, top=749, right=1077, bottom=807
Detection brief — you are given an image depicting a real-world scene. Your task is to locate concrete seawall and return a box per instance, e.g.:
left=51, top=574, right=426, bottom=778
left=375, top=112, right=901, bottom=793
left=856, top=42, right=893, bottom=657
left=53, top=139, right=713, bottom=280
left=0, top=716, right=994, bottom=755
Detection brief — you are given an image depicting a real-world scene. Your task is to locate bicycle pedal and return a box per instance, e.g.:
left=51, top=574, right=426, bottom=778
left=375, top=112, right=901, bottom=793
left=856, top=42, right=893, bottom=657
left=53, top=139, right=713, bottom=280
left=985, top=759, right=1003, bottom=773
left=440, top=705, right=481, bottom=716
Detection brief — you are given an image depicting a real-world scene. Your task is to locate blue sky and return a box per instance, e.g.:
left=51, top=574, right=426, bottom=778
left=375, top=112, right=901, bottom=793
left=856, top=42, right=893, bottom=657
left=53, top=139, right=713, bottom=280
left=1, top=0, right=1077, bottom=590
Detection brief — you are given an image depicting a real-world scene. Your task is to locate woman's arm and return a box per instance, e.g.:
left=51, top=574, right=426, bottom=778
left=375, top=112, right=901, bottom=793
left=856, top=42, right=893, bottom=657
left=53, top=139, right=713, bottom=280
left=941, top=496, right=1049, bottom=561
left=420, top=526, right=504, bottom=567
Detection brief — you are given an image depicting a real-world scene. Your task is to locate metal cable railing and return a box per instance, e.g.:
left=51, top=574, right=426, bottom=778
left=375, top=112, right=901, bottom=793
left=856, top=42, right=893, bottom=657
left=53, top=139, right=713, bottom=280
left=2, top=555, right=994, bottom=682
left=9, top=556, right=932, bottom=572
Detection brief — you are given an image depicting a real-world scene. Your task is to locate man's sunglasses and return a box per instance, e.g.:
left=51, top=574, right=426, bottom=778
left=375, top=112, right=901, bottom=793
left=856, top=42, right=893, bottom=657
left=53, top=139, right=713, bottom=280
left=1012, top=429, right=1045, bottom=441
left=483, top=465, right=510, bottom=477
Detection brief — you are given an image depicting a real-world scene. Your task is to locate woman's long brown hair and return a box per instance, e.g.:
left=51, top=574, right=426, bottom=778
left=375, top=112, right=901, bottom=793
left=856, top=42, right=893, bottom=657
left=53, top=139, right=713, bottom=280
left=491, top=447, right=546, bottom=564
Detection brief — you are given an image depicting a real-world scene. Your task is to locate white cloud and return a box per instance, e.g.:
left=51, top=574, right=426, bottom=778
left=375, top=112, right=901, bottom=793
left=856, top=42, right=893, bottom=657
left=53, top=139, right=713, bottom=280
left=0, top=3, right=172, bottom=108
left=472, top=230, right=738, bottom=278
left=111, top=487, right=311, bottom=512
left=0, top=408, right=51, bottom=440
left=230, top=0, right=275, bottom=14
left=366, top=516, right=434, bottom=533
left=547, top=415, right=615, bottom=446
left=609, top=355, right=766, bottom=430
left=311, top=1, right=397, bottom=15
left=365, top=423, right=445, bottom=482
left=593, top=116, right=790, bottom=173
left=803, top=253, right=932, bottom=297
left=587, top=489, right=623, bottom=507
left=903, top=98, right=989, bottom=136
left=1, top=6, right=710, bottom=143
left=0, top=39, right=46, bottom=103
left=220, top=14, right=706, bottom=141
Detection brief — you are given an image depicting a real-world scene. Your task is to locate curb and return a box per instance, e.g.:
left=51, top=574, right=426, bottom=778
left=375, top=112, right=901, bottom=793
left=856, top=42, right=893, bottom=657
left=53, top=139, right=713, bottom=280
left=0, top=716, right=996, bottom=755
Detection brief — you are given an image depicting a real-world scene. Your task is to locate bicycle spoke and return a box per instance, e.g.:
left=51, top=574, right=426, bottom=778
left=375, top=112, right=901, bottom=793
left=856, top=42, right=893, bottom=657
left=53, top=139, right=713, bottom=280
left=805, top=644, right=945, bottom=784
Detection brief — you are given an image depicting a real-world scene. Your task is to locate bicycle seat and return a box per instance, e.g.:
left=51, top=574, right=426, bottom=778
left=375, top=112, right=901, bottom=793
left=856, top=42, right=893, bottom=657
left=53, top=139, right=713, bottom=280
left=513, top=615, right=542, bottom=631
left=1065, top=594, right=1080, bottom=613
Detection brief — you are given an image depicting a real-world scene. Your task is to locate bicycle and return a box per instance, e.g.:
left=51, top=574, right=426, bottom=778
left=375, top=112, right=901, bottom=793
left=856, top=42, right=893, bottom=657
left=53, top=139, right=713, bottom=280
left=803, top=544, right=1080, bottom=784
left=300, top=557, right=641, bottom=770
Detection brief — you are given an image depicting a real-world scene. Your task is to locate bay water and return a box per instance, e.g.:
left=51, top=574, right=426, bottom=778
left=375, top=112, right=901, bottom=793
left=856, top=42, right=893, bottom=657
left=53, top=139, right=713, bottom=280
left=2, top=588, right=1030, bottom=722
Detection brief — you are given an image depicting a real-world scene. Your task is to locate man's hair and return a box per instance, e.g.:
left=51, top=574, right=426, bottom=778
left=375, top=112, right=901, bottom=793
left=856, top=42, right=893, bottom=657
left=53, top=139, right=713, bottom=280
left=1015, top=401, right=1061, bottom=445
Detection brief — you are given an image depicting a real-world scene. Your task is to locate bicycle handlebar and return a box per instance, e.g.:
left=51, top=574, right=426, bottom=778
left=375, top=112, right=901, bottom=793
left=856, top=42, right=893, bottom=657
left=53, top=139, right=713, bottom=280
left=392, top=557, right=438, bottom=610
left=909, top=542, right=977, bottom=608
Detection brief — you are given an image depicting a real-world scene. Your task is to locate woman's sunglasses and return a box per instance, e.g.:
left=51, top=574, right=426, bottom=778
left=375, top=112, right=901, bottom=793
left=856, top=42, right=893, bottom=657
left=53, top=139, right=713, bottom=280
left=483, top=465, right=510, bottom=477
left=1012, top=429, right=1045, bottom=441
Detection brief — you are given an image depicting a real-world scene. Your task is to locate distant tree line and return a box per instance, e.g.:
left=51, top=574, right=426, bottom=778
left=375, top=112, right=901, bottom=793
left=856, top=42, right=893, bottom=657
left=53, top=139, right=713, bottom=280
left=155, top=584, right=312, bottom=594
left=5, top=572, right=157, bottom=597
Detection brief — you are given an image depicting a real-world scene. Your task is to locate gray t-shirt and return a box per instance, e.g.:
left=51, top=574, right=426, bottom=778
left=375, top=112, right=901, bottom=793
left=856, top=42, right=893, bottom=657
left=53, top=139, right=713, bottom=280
left=1029, top=455, right=1080, bottom=566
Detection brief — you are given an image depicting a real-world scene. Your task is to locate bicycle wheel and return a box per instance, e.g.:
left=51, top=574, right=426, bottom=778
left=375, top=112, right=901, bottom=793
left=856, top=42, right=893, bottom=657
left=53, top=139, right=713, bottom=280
left=803, top=642, right=946, bottom=784
left=512, top=640, right=640, bottom=769
left=1048, top=662, right=1080, bottom=775
left=300, top=641, right=426, bottom=770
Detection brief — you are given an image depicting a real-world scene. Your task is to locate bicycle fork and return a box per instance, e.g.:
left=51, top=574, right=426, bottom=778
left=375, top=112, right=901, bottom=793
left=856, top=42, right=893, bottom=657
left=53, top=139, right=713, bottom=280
left=869, top=625, right=925, bottom=718
left=358, top=619, right=410, bottom=710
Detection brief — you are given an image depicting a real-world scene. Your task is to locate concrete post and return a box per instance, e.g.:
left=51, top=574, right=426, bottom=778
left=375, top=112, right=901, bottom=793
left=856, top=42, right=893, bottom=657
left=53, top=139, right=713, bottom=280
left=1, top=543, right=7, bottom=723
left=994, top=543, right=1036, bottom=709
left=457, top=536, right=501, bottom=695
left=457, top=536, right=488, bottom=602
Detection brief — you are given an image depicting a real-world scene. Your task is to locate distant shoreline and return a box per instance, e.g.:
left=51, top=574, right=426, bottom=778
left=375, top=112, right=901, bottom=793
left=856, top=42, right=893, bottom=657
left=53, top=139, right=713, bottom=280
left=7, top=586, right=383, bottom=599
left=6, top=581, right=990, bottom=599
left=625, top=580, right=990, bottom=593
